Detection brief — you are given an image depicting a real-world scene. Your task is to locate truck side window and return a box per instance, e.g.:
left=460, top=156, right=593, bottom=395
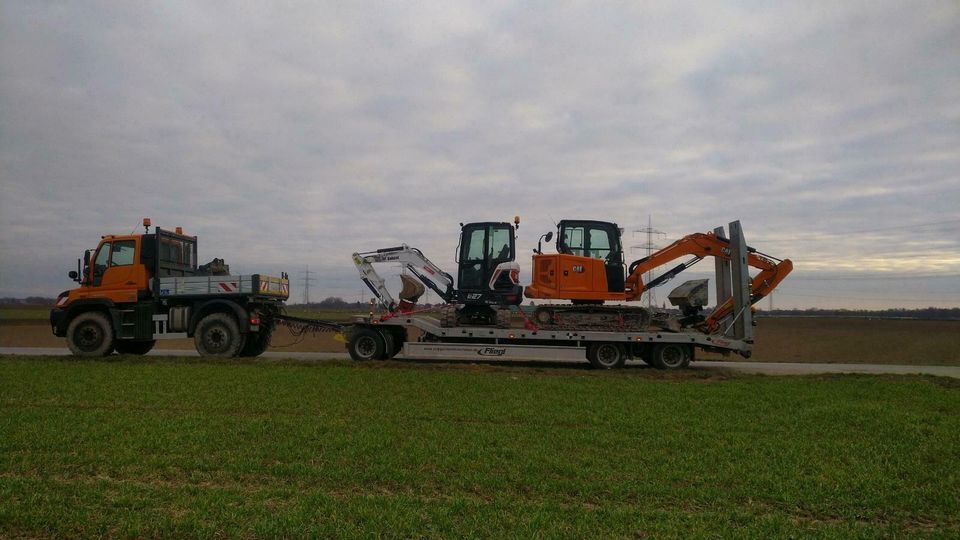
left=110, top=240, right=136, bottom=266
left=93, top=243, right=111, bottom=275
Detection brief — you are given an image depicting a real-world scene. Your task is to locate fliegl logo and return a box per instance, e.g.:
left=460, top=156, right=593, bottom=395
left=478, top=347, right=507, bottom=357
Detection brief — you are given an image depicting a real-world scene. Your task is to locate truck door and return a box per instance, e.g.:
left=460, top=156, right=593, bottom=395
left=96, top=240, right=139, bottom=304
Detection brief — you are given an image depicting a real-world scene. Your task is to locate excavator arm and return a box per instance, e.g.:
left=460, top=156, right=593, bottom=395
left=625, top=232, right=793, bottom=331
left=352, top=245, right=457, bottom=312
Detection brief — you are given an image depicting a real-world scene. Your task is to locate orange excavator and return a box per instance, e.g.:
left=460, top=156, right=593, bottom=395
left=524, top=220, right=793, bottom=332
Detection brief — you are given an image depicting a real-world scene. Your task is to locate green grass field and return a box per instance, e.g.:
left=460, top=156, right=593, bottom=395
left=1, top=357, right=958, bottom=537
left=0, top=306, right=50, bottom=321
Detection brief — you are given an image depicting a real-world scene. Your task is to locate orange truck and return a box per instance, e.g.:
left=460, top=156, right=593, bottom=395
left=50, top=219, right=289, bottom=357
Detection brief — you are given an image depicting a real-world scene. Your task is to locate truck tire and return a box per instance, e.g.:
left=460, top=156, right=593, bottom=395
left=114, top=340, right=156, bottom=355
left=238, top=323, right=273, bottom=357
left=348, top=328, right=385, bottom=361
left=587, top=342, right=626, bottom=369
left=66, top=312, right=115, bottom=357
left=194, top=313, right=244, bottom=357
left=651, top=343, right=692, bottom=370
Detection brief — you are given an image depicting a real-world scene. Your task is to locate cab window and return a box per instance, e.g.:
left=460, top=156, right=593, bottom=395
left=110, top=240, right=136, bottom=266
left=562, top=227, right=585, bottom=256
left=93, top=242, right=111, bottom=275
left=488, top=227, right=512, bottom=261
left=463, top=229, right=486, bottom=262
left=589, top=229, right=612, bottom=259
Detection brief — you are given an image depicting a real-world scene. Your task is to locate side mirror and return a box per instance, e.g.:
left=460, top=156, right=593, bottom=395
left=83, top=250, right=91, bottom=266
left=535, top=231, right=555, bottom=255
left=68, top=270, right=78, bottom=280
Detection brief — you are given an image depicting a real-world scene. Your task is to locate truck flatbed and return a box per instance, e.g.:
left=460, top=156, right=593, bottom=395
left=157, top=274, right=289, bottom=298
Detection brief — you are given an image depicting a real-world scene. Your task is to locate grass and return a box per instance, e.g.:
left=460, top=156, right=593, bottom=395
left=1, top=356, right=958, bottom=537
left=0, top=306, right=50, bottom=321
left=280, top=306, right=360, bottom=321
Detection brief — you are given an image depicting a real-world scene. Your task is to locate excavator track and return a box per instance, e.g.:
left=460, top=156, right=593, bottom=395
left=531, top=305, right=657, bottom=332
left=439, top=305, right=512, bottom=329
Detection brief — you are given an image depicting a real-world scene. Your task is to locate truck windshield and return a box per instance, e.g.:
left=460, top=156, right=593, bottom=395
left=93, top=243, right=111, bottom=276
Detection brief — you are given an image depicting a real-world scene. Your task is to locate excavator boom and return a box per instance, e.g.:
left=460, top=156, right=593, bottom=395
left=625, top=232, right=793, bottom=331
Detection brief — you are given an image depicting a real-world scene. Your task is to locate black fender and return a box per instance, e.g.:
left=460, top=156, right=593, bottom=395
left=51, top=299, right=116, bottom=336
left=188, top=299, right=249, bottom=336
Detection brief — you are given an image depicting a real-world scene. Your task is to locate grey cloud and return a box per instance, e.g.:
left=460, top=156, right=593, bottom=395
left=1, top=1, right=958, bottom=309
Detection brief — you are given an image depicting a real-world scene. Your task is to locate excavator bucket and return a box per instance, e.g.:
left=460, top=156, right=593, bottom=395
left=398, top=274, right=426, bottom=304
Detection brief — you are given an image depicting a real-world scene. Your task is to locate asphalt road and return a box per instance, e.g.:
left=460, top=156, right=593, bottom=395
left=2, top=347, right=958, bottom=378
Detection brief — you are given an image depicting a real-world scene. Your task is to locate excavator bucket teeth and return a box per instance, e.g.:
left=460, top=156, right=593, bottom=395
left=398, top=274, right=426, bottom=304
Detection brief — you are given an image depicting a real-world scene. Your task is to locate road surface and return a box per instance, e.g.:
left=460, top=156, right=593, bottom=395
left=1, top=347, right=958, bottom=378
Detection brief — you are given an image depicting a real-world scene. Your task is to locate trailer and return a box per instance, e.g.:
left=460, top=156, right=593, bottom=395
left=344, top=221, right=760, bottom=369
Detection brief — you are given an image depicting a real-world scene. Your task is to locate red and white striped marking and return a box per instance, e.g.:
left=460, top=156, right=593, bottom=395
left=218, top=282, right=239, bottom=293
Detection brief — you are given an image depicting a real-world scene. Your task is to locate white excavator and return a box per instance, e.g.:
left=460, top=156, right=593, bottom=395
left=352, top=219, right=524, bottom=326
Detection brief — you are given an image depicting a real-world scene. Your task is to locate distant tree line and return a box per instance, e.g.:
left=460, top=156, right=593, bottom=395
left=0, top=297, right=55, bottom=305
left=755, top=307, right=960, bottom=320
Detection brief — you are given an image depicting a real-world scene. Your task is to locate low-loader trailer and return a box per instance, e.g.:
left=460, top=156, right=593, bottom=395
left=345, top=221, right=764, bottom=369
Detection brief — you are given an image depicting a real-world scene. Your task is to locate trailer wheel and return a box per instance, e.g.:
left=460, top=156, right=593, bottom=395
left=348, top=328, right=385, bottom=361
left=651, top=343, right=692, bottom=370
left=194, top=313, right=244, bottom=357
left=587, top=343, right=626, bottom=369
left=66, top=312, right=115, bottom=357
left=238, top=323, right=274, bottom=357
left=114, top=340, right=156, bottom=355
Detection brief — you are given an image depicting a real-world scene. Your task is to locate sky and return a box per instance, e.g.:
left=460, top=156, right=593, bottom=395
left=1, top=1, right=958, bottom=310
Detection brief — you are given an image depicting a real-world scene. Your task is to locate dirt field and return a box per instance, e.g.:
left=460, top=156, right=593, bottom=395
left=4, top=316, right=958, bottom=365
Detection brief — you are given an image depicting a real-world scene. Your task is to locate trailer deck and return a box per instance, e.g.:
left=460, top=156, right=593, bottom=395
left=343, top=221, right=760, bottom=369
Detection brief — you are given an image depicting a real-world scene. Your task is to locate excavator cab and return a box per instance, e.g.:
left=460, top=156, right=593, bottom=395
left=557, top=220, right=625, bottom=294
left=526, top=219, right=627, bottom=302
left=456, top=221, right=523, bottom=305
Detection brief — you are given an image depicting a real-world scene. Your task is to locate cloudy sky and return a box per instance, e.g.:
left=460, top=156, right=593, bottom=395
left=1, top=1, right=958, bottom=309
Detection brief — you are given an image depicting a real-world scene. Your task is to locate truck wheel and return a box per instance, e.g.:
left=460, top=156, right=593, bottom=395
left=651, top=343, right=692, bottom=370
left=348, top=328, right=385, bottom=361
left=238, top=323, right=273, bottom=357
left=587, top=343, right=626, bottom=369
left=114, top=340, right=156, bottom=355
left=194, top=313, right=244, bottom=357
left=66, top=312, right=115, bottom=357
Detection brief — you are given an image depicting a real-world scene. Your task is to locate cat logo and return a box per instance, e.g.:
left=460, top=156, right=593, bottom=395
left=572, top=265, right=585, bottom=273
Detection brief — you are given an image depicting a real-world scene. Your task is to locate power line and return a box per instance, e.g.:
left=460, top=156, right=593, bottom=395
left=299, top=265, right=317, bottom=304
left=632, top=215, right=665, bottom=309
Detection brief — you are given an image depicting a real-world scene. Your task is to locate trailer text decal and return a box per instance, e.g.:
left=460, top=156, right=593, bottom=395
left=477, top=347, right=507, bottom=357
